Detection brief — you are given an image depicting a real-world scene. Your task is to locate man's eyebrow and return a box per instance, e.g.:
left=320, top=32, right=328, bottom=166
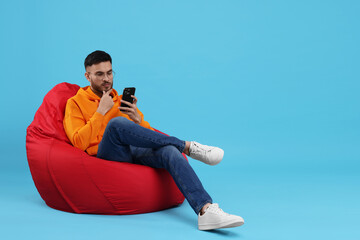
left=95, top=69, right=112, bottom=73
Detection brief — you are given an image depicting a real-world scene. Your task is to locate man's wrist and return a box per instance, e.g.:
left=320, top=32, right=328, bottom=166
left=96, top=109, right=105, bottom=116
left=134, top=115, right=142, bottom=124
left=134, top=118, right=141, bottom=124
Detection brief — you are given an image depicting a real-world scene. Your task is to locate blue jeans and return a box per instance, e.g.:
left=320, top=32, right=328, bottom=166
left=97, top=117, right=213, bottom=214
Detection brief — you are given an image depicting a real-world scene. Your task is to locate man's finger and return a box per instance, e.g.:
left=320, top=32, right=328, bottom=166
left=131, top=95, right=138, bottom=104
left=127, top=108, right=135, bottom=113
left=105, top=89, right=112, bottom=95
left=118, top=106, right=131, bottom=110
left=121, top=100, right=132, bottom=107
left=118, top=107, right=131, bottom=113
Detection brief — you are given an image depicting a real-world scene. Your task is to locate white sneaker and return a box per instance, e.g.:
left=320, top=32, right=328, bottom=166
left=189, top=141, right=224, bottom=166
left=198, top=203, right=244, bottom=231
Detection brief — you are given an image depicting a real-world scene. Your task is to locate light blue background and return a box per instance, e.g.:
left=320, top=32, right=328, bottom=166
left=0, top=0, right=359, bottom=239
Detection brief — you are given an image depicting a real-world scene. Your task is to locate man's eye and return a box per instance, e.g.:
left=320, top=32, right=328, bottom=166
left=96, top=73, right=104, bottom=77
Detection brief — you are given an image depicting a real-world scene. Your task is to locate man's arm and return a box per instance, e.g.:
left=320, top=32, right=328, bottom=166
left=63, top=89, right=113, bottom=151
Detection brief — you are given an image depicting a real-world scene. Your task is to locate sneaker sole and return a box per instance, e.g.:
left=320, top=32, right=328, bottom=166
left=198, top=219, right=244, bottom=231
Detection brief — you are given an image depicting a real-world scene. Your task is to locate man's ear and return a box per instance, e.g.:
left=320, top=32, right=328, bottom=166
left=84, top=72, right=90, bottom=82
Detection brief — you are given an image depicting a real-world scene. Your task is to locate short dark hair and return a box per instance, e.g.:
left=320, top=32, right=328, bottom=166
left=84, top=50, right=112, bottom=69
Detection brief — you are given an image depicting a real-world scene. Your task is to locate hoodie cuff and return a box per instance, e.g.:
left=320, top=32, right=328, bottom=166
left=91, top=111, right=105, bottom=126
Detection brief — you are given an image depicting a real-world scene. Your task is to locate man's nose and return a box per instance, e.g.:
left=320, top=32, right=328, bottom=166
left=103, top=74, right=110, bottom=81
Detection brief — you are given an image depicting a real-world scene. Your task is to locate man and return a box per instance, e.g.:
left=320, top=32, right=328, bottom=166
left=63, top=50, right=244, bottom=230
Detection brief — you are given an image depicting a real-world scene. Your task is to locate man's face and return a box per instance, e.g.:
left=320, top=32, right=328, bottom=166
left=85, top=61, right=113, bottom=97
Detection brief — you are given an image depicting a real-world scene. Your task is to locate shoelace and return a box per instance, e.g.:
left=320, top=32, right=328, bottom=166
left=207, top=204, right=230, bottom=216
left=191, top=142, right=213, bottom=155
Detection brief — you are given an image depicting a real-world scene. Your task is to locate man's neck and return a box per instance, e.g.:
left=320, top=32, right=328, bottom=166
left=90, top=86, right=103, bottom=98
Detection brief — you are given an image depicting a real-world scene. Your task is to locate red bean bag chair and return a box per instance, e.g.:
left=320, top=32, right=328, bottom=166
left=26, top=82, right=185, bottom=214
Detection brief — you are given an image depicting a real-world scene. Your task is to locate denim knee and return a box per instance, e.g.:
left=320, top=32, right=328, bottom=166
left=107, top=117, right=133, bottom=131
left=157, top=145, right=185, bottom=166
left=158, top=145, right=181, bottom=158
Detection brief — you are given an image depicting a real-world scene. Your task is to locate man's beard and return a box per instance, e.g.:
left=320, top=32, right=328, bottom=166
left=91, top=81, right=113, bottom=96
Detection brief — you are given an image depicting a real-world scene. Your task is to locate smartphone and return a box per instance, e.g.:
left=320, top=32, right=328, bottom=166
left=121, top=87, right=136, bottom=108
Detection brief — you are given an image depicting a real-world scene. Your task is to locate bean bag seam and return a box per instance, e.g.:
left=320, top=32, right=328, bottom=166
left=81, top=155, right=118, bottom=212
left=47, top=139, right=80, bottom=213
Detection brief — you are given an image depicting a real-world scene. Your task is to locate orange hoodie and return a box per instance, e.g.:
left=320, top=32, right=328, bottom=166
left=63, top=86, right=153, bottom=156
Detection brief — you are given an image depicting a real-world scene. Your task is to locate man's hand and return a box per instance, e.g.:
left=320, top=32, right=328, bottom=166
left=96, top=89, right=114, bottom=116
left=119, top=95, right=142, bottom=124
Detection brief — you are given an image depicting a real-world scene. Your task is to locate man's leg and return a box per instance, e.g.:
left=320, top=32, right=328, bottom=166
left=131, top=145, right=213, bottom=215
left=131, top=146, right=244, bottom=231
left=97, top=117, right=186, bottom=162
left=98, top=117, right=224, bottom=166
left=97, top=117, right=244, bottom=230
